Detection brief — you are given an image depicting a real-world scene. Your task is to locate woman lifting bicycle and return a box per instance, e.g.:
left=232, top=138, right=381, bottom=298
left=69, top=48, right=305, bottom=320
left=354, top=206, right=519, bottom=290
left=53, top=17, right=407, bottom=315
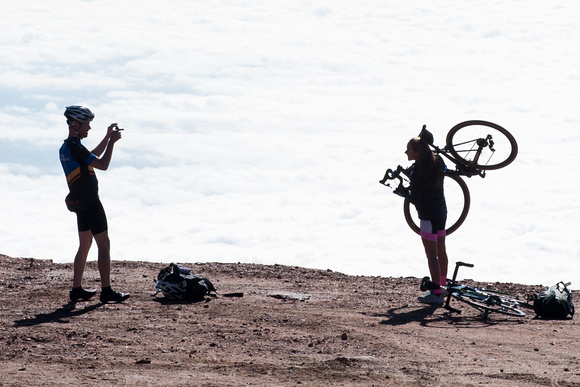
left=404, top=128, right=448, bottom=304
left=381, top=121, right=518, bottom=303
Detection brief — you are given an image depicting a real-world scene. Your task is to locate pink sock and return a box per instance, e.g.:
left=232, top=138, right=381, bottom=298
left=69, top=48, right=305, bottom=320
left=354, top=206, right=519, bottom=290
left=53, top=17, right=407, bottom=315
left=440, top=276, right=447, bottom=287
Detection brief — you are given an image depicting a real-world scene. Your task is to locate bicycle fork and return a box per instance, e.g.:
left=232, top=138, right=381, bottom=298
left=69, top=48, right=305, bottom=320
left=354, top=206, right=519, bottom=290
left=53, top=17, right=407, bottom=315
left=469, top=135, right=495, bottom=172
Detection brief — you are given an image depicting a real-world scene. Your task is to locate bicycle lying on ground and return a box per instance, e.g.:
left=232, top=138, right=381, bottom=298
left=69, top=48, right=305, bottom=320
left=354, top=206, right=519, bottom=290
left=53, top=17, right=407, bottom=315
left=421, top=261, right=526, bottom=319
left=379, top=120, right=518, bottom=235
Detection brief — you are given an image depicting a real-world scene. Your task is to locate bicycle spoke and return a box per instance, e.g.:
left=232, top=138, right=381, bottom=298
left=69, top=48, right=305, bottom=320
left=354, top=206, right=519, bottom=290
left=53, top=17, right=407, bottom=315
left=451, top=139, right=476, bottom=148
left=481, top=149, right=496, bottom=165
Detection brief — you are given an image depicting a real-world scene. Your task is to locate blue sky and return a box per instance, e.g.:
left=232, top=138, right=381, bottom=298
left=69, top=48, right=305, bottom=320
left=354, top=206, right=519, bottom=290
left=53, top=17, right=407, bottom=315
left=1, top=1, right=578, bottom=287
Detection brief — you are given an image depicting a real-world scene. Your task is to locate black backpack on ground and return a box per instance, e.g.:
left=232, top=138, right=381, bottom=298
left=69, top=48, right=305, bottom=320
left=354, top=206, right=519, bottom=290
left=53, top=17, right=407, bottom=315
left=532, top=282, right=574, bottom=319
left=155, top=263, right=216, bottom=301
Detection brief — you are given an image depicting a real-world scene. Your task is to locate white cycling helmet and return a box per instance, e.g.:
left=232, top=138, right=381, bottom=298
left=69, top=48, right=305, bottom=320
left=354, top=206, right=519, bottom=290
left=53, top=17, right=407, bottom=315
left=156, top=280, right=187, bottom=299
left=64, top=105, right=95, bottom=123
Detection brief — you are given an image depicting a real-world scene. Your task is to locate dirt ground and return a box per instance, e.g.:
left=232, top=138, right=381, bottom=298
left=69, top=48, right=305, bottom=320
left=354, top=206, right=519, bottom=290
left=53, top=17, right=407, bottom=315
left=0, top=254, right=578, bottom=386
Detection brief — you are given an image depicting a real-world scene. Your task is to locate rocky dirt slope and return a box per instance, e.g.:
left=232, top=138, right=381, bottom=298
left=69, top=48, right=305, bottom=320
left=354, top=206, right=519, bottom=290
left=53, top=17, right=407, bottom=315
left=0, top=255, right=578, bottom=386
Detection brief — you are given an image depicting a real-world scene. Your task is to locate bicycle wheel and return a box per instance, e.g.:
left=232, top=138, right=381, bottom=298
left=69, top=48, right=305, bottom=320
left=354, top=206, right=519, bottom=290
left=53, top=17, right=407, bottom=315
left=403, top=173, right=470, bottom=236
left=452, top=291, right=526, bottom=317
left=446, top=120, right=518, bottom=170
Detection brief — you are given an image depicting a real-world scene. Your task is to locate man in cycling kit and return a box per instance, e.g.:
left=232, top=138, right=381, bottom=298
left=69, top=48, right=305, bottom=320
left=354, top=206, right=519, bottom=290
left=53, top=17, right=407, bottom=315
left=59, top=105, right=130, bottom=303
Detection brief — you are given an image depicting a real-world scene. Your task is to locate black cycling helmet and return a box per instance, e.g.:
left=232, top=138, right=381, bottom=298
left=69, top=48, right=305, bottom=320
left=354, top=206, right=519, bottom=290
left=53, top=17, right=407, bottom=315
left=418, top=124, right=434, bottom=145
left=64, top=105, right=95, bottom=123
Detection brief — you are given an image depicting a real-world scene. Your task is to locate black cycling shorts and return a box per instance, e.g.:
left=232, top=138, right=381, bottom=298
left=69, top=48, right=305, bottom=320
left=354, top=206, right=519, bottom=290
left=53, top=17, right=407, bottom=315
left=76, top=200, right=108, bottom=235
left=420, top=217, right=446, bottom=241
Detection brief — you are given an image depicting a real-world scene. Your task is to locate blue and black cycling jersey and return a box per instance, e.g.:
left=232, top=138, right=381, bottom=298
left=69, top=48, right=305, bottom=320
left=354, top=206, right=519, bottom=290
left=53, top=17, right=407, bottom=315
left=59, top=137, right=99, bottom=198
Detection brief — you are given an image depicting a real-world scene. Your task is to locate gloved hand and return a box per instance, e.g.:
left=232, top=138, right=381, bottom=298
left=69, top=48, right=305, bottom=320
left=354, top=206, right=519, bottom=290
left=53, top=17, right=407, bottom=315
left=393, top=186, right=410, bottom=198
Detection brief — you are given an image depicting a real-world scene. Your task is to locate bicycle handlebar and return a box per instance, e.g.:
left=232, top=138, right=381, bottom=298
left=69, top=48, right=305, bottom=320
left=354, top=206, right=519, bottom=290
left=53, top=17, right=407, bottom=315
left=379, top=167, right=401, bottom=185
left=456, top=261, right=474, bottom=268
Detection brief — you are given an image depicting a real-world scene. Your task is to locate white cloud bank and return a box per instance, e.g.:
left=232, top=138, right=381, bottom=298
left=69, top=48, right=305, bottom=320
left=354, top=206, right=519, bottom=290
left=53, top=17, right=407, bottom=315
left=0, top=1, right=578, bottom=288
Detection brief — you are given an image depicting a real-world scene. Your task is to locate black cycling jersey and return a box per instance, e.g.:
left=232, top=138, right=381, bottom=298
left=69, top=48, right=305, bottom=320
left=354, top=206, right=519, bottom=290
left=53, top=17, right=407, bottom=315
left=409, top=155, right=447, bottom=220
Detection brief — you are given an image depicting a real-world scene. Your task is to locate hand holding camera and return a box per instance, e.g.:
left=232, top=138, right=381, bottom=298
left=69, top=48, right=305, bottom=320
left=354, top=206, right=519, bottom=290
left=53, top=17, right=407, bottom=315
left=108, top=123, right=124, bottom=142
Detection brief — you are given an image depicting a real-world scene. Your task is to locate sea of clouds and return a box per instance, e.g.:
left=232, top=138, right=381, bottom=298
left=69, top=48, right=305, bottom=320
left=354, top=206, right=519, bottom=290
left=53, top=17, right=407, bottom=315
left=1, top=1, right=578, bottom=288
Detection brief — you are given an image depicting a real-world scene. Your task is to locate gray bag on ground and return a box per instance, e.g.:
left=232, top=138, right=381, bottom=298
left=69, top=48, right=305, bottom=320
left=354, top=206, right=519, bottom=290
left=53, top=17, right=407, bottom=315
left=533, top=282, right=574, bottom=319
left=155, top=263, right=216, bottom=301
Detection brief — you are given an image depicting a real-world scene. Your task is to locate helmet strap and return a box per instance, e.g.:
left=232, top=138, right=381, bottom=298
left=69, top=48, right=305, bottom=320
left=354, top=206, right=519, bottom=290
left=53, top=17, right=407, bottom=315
left=68, top=120, right=81, bottom=137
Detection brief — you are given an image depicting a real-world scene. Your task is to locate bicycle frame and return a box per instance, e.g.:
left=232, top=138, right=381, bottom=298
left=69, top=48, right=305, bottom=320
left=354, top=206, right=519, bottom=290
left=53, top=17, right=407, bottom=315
left=431, top=144, right=487, bottom=179
left=379, top=128, right=489, bottom=191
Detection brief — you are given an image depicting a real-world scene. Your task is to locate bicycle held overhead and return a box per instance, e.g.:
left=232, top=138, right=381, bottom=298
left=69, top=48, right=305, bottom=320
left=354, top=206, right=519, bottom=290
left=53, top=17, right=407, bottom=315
left=380, top=120, right=518, bottom=235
